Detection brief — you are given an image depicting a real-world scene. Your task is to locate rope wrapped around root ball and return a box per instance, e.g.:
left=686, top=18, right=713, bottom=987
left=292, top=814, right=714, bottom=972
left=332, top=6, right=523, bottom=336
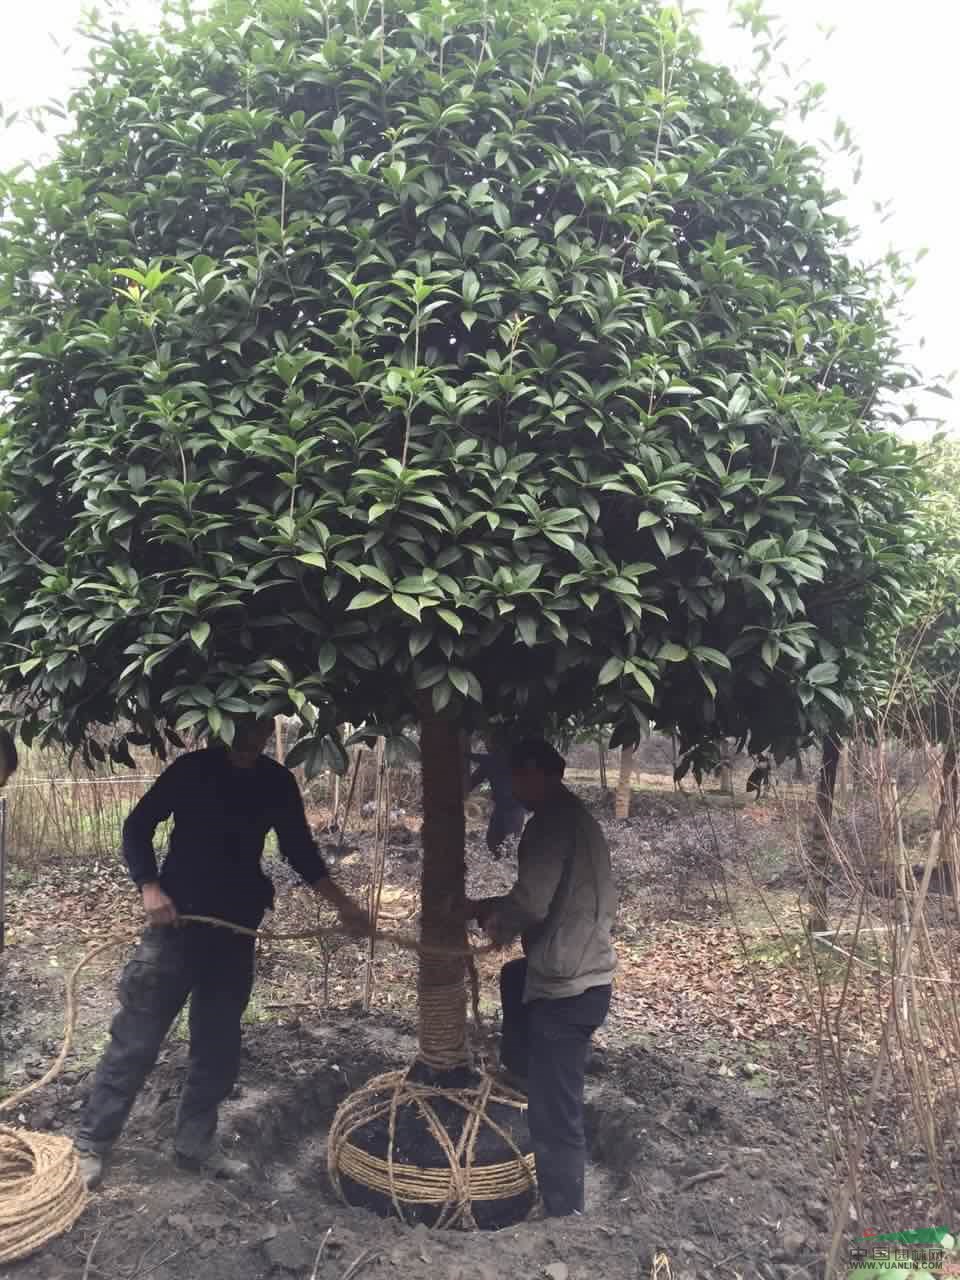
left=328, top=1068, right=537, bottom=1230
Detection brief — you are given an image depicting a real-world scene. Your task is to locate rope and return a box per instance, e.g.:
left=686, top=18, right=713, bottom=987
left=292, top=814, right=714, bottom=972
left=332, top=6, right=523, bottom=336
left=327, top=1069, right=536, bottom=1230
left=0, top=1130, right=87, bottom=1265
left=417, top=982, right=469, bottom=1072
left=0, top=913, right=497, bottom=1262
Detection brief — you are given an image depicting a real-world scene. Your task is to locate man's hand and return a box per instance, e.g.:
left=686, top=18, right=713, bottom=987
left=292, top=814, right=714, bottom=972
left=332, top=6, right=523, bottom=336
left=141, top=881, right=177, bottom=927
left=315, top=878, right=372, bottom=938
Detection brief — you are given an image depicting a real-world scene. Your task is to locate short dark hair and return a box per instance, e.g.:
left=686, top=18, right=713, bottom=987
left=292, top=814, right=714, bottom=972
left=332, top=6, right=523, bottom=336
left=0, top=727, right=18, bottom=776
left=509, top=738, right=565, bottom=778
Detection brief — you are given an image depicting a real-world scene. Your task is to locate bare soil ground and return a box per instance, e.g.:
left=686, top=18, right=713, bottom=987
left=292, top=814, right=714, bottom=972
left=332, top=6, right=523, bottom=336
left=0, top=780, right=922, bottom=1280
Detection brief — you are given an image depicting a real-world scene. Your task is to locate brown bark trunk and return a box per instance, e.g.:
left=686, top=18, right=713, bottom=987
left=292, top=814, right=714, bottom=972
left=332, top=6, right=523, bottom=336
left=615, top=746, right=634, bottom=820
left=417, top=705, right=468, bottom=1072
left=939, top=743, right=958, bottom=839
left=363, top=737, right=388, bottom=1013
left=598, top=738, right=608, bottom=792
left=718, top=740, right=734, bottom=797
left=889, top=777, right=912, bottom=1024
left=458, top=729, right=472, bottom=797
left=807, top=735, right=840, bottom=935
left=837, top=743, right=849, bottom=804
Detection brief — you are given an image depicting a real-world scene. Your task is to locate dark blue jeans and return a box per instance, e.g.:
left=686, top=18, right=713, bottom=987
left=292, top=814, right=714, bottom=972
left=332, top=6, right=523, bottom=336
left=77, top=924, right=255, bottom=1161
left=499, top=957, right=611, bottom=1216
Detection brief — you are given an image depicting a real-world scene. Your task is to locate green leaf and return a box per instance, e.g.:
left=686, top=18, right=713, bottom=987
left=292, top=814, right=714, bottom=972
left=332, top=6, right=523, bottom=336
left=436, top=609, right=463, bottom=634
left=693, top=647, right=731, bottom=671
left=448, top=668, right=470, bottom=697
left=190, top=622, right=210, bottom=649
left=517, top=615, right=537, bottom=647
left=807, top=661, right=839, bottom=686
left=657, top=644, right=688, bottom=663
left=346, top=591, right=389, bottom=611
left=598, top=657, right=624, bottom=685
left=392, top=593, right=422, bottom=621
left=729, top=385, right=750, bottom=419
left=653, top=526, right=672, bottom=558
left=631, top=670, right=656, bottom=701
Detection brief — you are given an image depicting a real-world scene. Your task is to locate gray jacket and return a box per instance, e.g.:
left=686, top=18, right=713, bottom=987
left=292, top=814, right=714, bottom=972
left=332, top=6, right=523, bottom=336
left=490, top=787, right=617, bottom=1002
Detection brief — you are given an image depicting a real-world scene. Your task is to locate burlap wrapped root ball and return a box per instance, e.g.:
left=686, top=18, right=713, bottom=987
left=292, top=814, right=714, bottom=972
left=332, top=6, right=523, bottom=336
left=328, top=1067, right=537, bottom=1229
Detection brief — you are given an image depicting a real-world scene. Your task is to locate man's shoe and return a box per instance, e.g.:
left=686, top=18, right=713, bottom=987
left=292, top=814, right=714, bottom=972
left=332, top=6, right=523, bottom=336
left=76, top=1150, right=104, bottom=1190
left=175, top=1151, right=250, bottom=1179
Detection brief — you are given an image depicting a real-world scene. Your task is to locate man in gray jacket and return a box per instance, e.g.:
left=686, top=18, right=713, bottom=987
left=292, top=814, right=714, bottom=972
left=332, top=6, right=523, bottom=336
left=467, top=739, right=617, bottom=1217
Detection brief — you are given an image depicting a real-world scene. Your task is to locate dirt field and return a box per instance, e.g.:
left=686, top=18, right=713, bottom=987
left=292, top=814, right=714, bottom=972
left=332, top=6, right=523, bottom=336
left=0, top=772, right=919, bottom=1279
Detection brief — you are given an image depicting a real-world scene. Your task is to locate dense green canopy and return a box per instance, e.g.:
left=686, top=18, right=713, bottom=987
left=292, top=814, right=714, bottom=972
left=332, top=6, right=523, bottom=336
left=0, top=0, right=924, bottom=771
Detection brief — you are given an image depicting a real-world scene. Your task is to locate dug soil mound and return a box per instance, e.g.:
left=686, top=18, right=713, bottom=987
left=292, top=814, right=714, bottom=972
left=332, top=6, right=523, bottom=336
left=6, top=1012, right=829, bottom=1280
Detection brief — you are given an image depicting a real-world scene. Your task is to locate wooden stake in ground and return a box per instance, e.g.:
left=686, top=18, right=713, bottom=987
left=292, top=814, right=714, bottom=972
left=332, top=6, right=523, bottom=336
left=336, top=749, right=363, bottom=854
left=615, top=745, right=634, bottom=821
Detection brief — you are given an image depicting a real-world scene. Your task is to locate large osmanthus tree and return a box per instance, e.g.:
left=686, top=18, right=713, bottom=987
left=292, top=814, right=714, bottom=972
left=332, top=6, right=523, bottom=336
left=0, top=0, right=923, bottom=1068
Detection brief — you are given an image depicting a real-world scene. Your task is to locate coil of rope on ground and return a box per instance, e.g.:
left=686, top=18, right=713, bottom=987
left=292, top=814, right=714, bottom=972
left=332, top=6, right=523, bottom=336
left=0, top=915, right=497, bottom=1263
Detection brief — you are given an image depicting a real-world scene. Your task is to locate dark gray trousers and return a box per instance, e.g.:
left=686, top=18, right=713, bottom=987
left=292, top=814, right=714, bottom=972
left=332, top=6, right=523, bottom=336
left=76, top=924, right=255, bottom=1161
left=499, top=956, right=611, bottom=1216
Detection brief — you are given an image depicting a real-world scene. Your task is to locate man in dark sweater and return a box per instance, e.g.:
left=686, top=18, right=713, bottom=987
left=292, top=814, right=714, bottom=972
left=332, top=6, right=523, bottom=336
left=0, top=726, right=17, bottom=788
left=75, top=718, right=368, bottom=1189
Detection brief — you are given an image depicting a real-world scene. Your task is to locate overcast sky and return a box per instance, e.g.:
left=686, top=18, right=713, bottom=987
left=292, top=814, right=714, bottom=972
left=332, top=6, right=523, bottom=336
left=0, top=0, right=955, bottom=433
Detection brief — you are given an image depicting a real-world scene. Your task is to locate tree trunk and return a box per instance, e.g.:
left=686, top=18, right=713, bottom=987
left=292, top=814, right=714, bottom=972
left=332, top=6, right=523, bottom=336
left=363, top=737, right=389, bottom=1013
left=939, top=743, right=958, bottom=844
left=889, top=777, right=912, bottom=1025
left=718, top=740, right=734, bottom=797
left=417, top=705, right=468, bottom=1073
left=794, top=752, right=804, bottom=782
left=807, top=735, right=840, bottom=935
left=598, top=738, right=608, bottom=792
left=458, top=729, right=472, bottom=797
left=615, top=745, right=634, bottom=820
left=837, top=742, right=849, bottom=805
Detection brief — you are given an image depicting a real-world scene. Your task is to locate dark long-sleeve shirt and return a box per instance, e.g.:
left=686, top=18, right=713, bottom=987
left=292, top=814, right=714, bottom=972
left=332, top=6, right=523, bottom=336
left=122, top=748, right=328, bottom=928
left=468, top=752, right=514, bottom=804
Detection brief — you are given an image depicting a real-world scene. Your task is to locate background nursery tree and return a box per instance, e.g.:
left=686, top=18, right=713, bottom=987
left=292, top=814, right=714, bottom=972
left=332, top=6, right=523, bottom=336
left=0, top=0, right=926, bottom=1224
